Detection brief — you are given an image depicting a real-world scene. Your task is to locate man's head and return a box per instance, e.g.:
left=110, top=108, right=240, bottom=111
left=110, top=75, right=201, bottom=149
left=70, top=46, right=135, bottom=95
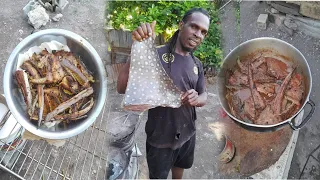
left=168, top=8, right=210, bottom=55
left=177, top=8, right=210, bottom=52
left=166, top=8, right=210, bottom=72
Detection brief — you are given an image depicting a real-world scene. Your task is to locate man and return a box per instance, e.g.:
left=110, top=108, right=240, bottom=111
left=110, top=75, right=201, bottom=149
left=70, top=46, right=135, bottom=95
left=117, top=8, right=209, bottom=179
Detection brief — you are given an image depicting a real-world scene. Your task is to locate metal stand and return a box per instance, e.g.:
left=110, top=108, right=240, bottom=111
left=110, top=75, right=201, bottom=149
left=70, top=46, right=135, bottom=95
left=0, top=100, right=111, bottom=180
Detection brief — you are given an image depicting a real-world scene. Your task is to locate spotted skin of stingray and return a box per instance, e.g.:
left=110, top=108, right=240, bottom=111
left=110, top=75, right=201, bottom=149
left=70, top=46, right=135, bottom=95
left=123, top=37, right=183, bottom=111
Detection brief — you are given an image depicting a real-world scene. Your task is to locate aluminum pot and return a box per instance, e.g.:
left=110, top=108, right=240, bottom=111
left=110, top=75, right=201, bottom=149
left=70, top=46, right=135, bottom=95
left=3, top=29, right=107, bottom=139
left=217, top=37, right=315, bottom=131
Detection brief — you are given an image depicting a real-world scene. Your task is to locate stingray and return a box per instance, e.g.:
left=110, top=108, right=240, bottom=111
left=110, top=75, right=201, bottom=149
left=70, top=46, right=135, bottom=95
left=123, top=37, right=183, bottom=112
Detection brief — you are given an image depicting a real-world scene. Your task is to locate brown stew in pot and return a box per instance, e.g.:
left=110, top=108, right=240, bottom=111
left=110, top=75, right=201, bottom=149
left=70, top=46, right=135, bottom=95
left=226, top=53, right=305, bottom=125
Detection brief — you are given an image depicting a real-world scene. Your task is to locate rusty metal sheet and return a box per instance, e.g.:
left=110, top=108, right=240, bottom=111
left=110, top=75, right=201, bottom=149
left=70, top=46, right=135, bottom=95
left=209, top=116, right=292, bottom=178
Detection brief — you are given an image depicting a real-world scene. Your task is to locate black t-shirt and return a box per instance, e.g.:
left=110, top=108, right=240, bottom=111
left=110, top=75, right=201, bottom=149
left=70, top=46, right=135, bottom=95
left=146, top=44, right=206, bottom=150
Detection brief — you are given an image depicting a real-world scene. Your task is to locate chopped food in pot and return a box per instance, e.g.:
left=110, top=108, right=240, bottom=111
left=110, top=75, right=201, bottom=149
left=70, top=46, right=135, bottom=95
left=15, top=49, right=95, bottom=127
left=226, top=53, right=305, bottom=125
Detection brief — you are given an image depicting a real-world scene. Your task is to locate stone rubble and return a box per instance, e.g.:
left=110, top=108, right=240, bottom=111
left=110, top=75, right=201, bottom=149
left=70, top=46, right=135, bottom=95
left=22, top=0, right=69, bottom=29
left=27, top=4, right=50, bottom=29
left=52, top=13, right=63, bottom=22
left=265, top=1, right=320, bottom=39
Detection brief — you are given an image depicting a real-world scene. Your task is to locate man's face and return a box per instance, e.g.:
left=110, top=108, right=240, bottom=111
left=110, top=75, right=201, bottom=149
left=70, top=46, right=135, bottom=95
left=178, top=12, right=210, bottom=52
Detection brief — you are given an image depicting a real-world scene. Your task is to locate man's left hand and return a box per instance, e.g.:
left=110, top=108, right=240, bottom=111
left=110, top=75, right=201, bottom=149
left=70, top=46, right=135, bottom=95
left=181, top=89, right=199, bottom=106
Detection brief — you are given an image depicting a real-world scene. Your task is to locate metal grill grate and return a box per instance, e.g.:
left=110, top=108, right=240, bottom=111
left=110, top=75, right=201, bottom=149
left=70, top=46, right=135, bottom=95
left=0, top=99, right=111, bottom=180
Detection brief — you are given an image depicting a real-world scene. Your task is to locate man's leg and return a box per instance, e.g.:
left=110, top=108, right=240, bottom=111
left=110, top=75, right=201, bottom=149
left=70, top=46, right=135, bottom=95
left=172, top=134, right=196, bottom=179
left=146, top=142, right=174, bottom=179
left=171, top=167, right=184, bottom=179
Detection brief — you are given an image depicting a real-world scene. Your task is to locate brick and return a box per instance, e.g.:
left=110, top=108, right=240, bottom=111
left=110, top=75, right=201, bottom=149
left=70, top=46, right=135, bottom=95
left=270, top=8, right=279, bottom=14
left=269, top=13, right=285, bottom=26
left=270, top=1, right=300, bottom=16
left=257, top=14, right=268, bottom=30
left=300, top=2, right=320, bottom=20
left=284, top=18, right=298, bottom=30
left=279, top=24, right=293, bottom=36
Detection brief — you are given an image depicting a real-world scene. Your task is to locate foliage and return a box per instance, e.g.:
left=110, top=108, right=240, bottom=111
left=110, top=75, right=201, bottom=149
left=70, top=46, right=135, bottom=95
left=106, top=0, right=223, bottom=71
left=193, top=7, right=223, bottom=71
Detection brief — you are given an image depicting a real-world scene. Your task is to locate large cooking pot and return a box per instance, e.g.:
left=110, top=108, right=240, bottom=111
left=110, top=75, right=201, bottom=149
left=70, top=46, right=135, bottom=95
left=3, top=29, right=107, bottom=139
left=217, top=37, right=315, bottom=131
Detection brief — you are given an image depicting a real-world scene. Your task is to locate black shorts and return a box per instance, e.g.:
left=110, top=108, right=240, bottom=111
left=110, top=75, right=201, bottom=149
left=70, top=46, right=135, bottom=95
left=146, top=135, right=196, bottom=179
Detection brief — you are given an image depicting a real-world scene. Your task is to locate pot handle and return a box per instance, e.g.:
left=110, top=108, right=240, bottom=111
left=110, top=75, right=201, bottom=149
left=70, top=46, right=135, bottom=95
left=289, top=99, right=315, bottom=130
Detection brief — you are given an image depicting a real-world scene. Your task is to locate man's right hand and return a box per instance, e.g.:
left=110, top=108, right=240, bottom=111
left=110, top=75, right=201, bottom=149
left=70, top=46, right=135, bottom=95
left=132, top=21, right=156, bottom=42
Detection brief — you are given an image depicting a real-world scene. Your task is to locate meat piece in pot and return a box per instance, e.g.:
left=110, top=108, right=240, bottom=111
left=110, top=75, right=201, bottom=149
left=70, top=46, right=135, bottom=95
left=237, top=58, right=249, bottom=74
left=253, top=63, right=268, bottom=74
left=233, top=88, right=251, bottom=101
left=280, top=103, right=298, bottom=120
left=255, top=105, right=281, bottom=125
left=252, top=63, right=268, bottom=75
left=228, top=70, right=248, bottom=86
left=285, top=88, right=304, bottom=105
left=244, top=97, right=256, bottom=120
left=231, top=93, right=243, bottom=115
left=281, top=98, right=288, bottom=112
left=226, top=85, right=246, bottom=91
left=253, top=67, right=276, bottom=83
left=237, top=53, right=263, bottom=74
left=226, top=92, right=245, bottom=120
left=21, top=61, right=41, bottom=79
left=50, top=54, right=65, bottom=83
left=252, top=57, right=266, bottom=70
left=15, top=70, right=32, bottom=111
left=256, top=83, right=276, bottom=97
left=288, top=73, right=303, bottom=88
left=248, top=65, right=265, bottom=110
left=266, top=57, right=289, bottom=80
left=285, top=73, right=304, bottom=105
left=271, top=69, right=294, bottom=116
